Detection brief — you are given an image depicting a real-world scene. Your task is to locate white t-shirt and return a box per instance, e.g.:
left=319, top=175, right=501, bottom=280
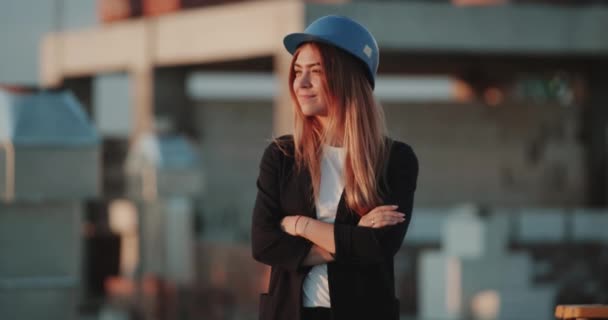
left=302, top=144, right=345, bottom=307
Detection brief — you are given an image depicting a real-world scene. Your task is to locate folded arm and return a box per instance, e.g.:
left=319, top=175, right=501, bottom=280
left=251, top=143, right=313, bottom=271
left=281, top=142, right=418, bottom=265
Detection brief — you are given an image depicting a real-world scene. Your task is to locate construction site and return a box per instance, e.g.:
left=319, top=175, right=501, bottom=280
left=1, top=0, right=607, bottom=319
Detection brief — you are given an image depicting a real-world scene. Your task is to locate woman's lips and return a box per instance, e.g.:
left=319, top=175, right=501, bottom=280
left=298, top=95, right=316, bottom=100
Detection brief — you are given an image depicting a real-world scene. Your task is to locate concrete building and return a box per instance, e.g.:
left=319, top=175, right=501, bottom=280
left=1, top=0, right=608, bottom=319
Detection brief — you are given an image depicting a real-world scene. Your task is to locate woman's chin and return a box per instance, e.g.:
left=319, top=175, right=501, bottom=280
left=300, top=106, right=326, bottom=117
left=302, top=111, right=319, bottom=117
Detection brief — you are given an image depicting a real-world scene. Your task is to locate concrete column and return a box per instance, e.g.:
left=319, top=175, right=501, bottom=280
left=582, top=63, right=608, bottom=206
left=273, top=2, right=304, bottom=136
left=273, top=51, right=295, bottom=136
left=130, top=67, right=154, bottom=143
left=40, top=34, right=63, bottom=88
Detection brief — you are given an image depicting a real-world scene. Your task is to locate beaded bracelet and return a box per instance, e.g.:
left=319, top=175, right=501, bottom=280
left=301, top=217, right=310, bottom=236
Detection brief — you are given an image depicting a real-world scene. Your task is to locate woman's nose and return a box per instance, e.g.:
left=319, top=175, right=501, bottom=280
left=297, top=72, right=312, bottom=88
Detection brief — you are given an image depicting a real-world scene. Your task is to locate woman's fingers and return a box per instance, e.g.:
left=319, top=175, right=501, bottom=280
left=369, top=205, right=398, bottom=215
left=368, top=210, right=405, bottom=228
left=358, top=205, right=405, bottom=228
left=375, top=210, right=405, bottom=221
left=379, top=211, right=405, bottom=219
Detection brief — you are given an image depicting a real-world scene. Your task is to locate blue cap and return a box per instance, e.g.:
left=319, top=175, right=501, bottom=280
left=283, top=15, right=379, bottom=89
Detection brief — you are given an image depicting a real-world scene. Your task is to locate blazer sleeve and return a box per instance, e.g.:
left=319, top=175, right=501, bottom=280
left=251, top=142, right=313, bottom=271
left=333, top=142, right=418, bottom=264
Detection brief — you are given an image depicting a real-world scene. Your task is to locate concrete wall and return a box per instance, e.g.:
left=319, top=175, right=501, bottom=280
left=307, top=2, right=608, bottom=53
left=384, top=101, right=583, bottom=206
left=190, top=97, right=583, bottom=240
left=194, top=99, right=273, bottom=241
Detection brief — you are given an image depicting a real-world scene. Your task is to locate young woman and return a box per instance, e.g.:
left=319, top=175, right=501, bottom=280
left=251, top=15, right=418, bottom=320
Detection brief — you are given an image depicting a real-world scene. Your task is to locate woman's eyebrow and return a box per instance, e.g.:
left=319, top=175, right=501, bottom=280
left=294, top=62, right=321, bottom=68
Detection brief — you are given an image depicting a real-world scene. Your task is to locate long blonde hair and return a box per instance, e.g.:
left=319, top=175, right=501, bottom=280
left=286, top=42, right=389, bottom=216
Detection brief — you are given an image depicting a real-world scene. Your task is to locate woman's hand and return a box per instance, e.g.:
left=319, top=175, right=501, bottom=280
left=358, top=205, right=405, bottom=228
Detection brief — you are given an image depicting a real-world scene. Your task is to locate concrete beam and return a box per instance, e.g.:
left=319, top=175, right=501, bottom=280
left=40, top=20, right=148, bottom=86
left=40, top=0, right=301, bottom=84
left=155, top=1, right=295, bottom=66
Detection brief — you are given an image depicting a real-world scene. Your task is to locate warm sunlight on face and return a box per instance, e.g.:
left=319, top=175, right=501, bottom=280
left=293, top=44, right=328, bottom=118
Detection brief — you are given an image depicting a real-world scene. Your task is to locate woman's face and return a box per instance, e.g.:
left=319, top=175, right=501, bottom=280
left=293, top=44, right=329, bottom=118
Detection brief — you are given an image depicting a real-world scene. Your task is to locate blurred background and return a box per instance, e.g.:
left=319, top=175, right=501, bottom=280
left=1, top=0, right=607, bottom=319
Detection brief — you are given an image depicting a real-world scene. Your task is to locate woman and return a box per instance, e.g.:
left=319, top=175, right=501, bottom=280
left=251, top=15, right=418, bottom=320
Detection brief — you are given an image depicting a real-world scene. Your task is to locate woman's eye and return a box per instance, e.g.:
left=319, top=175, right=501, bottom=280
left=294, top=70, right=302, bottom=75
left=312, top=69, right=322, bottom=74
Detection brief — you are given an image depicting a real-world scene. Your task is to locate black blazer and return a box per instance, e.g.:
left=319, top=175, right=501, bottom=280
left=251, top=135, right=418, bottom=320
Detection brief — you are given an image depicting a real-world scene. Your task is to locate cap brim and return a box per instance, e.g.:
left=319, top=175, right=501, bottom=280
left=283, top=33, right=330, bottom=55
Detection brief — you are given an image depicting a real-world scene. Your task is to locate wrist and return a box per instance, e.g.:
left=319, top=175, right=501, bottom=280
left=294, top=216, right=303, bottom=236
left=299, top=217, right=311, bottom=237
